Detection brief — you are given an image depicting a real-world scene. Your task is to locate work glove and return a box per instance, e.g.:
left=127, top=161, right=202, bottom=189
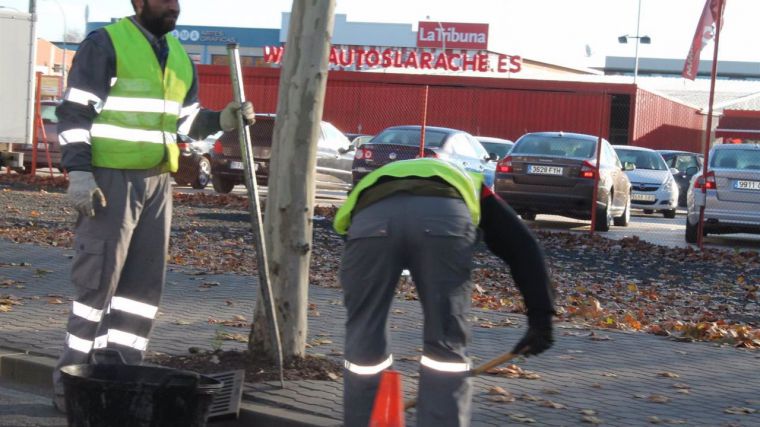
left=67, top=171, right=106, bottom=217
left=512, top=317, right=554, bottom=357
left=219, top=101, right=255, bottom=132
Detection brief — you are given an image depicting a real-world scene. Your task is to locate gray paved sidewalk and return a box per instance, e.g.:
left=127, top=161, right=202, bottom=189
left=1, top=239, right=759, bottom=426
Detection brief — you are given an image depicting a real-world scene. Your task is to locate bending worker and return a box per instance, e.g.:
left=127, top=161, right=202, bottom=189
left=52, top=0, right=254, bottom=412
left=333, top=158, right=555, bottom=426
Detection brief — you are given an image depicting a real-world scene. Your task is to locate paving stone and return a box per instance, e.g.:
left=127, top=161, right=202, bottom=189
left=1, top=240, right=759, bottom=426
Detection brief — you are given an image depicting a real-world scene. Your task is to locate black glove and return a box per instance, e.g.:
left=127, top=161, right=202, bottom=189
left=512, top=320, right=553, bottom=357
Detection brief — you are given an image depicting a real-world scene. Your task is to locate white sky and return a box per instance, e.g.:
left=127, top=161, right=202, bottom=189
left=2, top=0, right=758, bottom=68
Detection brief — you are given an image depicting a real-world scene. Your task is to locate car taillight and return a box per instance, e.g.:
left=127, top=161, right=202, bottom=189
left=355, top=148, right=373, bottom=160
left=496, top=155, right=513, bottom=173
left=694, top=171, right=716, bottom=189
left=213, top=140, right=223, bottom=154
left=579, top=160, right=596, bottom=179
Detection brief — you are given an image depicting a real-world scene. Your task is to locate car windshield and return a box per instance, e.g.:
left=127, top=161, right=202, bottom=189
left=711, top=148, right=760, bottom=170
left=615, top=149, right=667, bottom=170
left=512, top=136, right=596, bottom=158
left=480, top=142, right=513, bottom=158
left=371, top=129, right=447, bottom=148
left=40, top=104, right=58, bottom=124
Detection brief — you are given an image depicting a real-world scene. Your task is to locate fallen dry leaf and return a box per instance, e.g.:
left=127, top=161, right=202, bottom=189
left=581, top=415, right=603, bottom=424
left=489, top=394, right=516, bottom=403
left=488, top=386, right=510, bottom=396
left=647, top=394, right=670, bottom=403
left=724, top=407, right=756, bottom=415
left=539, top=400, right=566, bottom=409
left=657, top=372, right=680, bottom=378
left=508, top=413, right=535, bottom=423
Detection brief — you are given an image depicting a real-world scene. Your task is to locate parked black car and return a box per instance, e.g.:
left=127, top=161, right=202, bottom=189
left=171, top=132, right=221, bottom=189
left=209, top=114, right=354, bottom=193
left=657, top=150, right=704, bottom=207
left=351, top=125, right=497, bottom=187
left=494, top=131, right=633, bottom=231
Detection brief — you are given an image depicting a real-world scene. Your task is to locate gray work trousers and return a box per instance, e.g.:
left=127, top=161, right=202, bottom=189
left=53, top=168, right=172, bottom=396
left=340, top=193, right=477, bottom=427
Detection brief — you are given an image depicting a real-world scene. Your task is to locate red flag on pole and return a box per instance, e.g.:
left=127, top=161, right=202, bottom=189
left=682, top=0, right=722, bottom=80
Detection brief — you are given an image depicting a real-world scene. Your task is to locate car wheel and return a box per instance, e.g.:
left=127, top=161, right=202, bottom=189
left=212, top=174, right=236, bottom=194
left=643, top=209, right=654, bottom=214
left=173, top=176, right=190, bottom=186
left=594, top=193, right=612, bottom=232
left=191, top=157, right=211, bottom=189
left=662, top=209, right=677, bottom=219
left=613, top=195, right=630, bottom=226
left=520, top=212, right=536, bottom=221
left=685, top=217, right=699, bottom=244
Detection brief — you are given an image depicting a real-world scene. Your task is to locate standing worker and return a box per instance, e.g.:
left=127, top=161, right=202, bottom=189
left=52, top=0, right=254, bottom=412
left=333, top=158, right=555, bottom=426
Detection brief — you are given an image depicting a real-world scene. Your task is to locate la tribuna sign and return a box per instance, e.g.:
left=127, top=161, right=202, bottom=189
left=263, top=46, right=522, bottom=74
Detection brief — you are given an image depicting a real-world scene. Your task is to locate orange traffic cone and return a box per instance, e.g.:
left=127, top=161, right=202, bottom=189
left=368, top=370, right=405, bottom=427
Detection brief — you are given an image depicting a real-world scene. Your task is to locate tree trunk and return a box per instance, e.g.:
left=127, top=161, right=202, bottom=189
left=250, top=0, right=335, bottom=359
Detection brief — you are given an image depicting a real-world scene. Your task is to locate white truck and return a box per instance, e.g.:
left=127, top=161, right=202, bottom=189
left=0, top=9, right=36, bottom=170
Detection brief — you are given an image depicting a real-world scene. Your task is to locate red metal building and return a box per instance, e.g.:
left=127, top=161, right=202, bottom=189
left=198, top=65, right=705, bottom=152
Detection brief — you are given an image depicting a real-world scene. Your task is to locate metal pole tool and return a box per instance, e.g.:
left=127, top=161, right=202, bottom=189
left=226, top=43, right=284, bottom=387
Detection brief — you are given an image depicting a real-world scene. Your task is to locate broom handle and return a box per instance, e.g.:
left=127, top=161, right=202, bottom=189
left=403, top=351, right=517, bottom=411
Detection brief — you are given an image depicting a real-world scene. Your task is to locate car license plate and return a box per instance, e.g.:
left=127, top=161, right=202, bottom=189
left=735, top=180, right=760, bottom=190
left=230, top=161, right=244, bottom=170
left=632, top=193, right=656, bottom=202
left=528, top=165, right=563, bottom=175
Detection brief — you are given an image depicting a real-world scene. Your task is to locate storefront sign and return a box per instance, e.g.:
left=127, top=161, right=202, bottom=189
left=417, top=22, right=489, bottom=50
left=171, top=28, right=237, bottom=44
left=263, top=46, right=521, bottom=74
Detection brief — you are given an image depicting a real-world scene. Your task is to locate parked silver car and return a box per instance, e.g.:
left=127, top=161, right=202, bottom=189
left=685, top=143, right=760, bottom=243
left=614, top=145, right=679, bottom=218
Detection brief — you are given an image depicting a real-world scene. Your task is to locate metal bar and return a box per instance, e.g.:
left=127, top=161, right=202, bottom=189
left=226, top=43, right=285, bottom=387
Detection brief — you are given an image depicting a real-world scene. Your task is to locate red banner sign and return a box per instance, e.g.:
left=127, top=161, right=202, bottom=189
left=417, top=22, right=489, bottom=50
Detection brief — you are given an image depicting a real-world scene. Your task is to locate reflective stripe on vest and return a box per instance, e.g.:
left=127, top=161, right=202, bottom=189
left=92, top=18, right=192, bottom=172
left=333, top=158, right=483, bottom=235
left=344, top=355, right=393, bottom=375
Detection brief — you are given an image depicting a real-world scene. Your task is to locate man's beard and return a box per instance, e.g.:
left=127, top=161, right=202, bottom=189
left=139, top=0, right=178, bottom=37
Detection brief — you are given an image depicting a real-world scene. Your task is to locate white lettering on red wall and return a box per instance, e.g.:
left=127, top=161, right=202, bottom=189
left=417, top=22, right=489, bottom=50
left=262, top=46, right=522, bottom=74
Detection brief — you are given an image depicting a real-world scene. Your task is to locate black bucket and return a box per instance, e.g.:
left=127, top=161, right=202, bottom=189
left=60, top=349, right=223, bottom=427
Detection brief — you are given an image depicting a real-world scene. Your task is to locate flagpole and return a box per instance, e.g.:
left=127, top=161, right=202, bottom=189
left=697, top=0, right=725, bottom=250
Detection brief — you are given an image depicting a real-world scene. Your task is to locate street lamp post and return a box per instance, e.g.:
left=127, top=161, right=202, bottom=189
left=618, top=0, right=650, bottom=84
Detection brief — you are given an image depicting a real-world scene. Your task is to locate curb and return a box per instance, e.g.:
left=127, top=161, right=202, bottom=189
left=0, top=347, right=340, bottom=427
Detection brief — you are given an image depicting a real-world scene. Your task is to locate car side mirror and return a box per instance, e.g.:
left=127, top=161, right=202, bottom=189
left=685, top=166, right=698, bottom=175
left=487, top=152, right=499, bottom=162
left=623, top=162, right=636, bottom=171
